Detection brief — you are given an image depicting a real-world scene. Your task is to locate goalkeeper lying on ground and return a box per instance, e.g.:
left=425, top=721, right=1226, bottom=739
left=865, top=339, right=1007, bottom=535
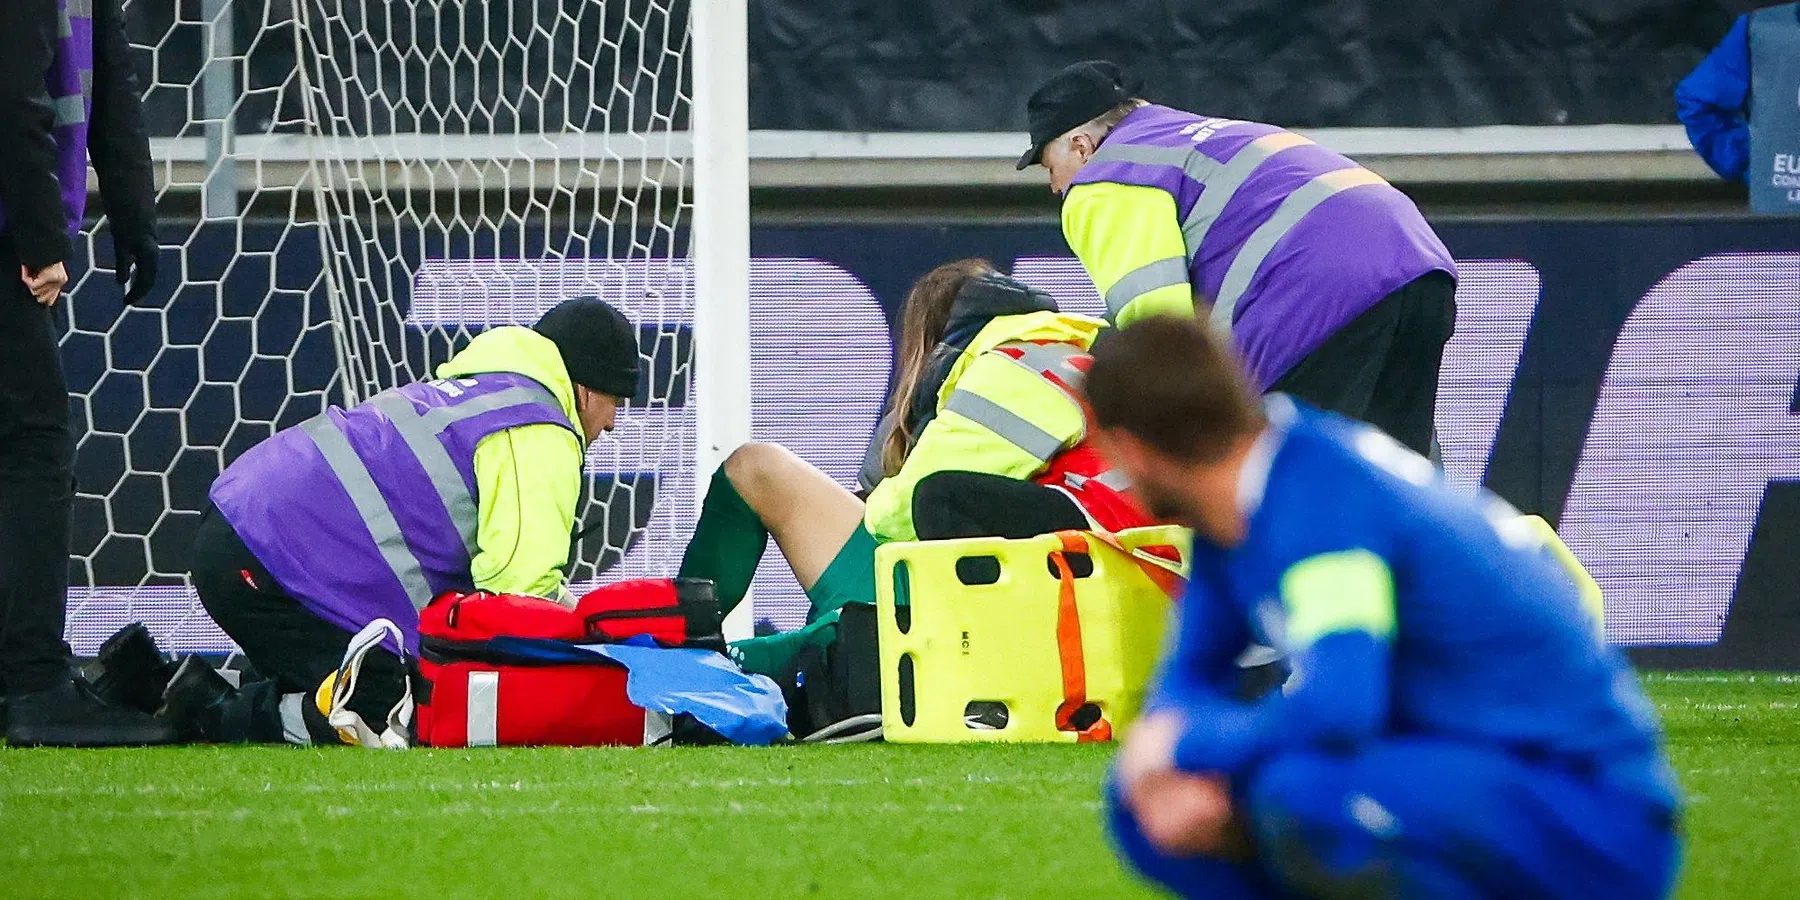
left=144, top=297, right=641, bottom=744
left=1083, top=317, right=1679, bottom=900
left=680, top=258, right=1158, bottom=677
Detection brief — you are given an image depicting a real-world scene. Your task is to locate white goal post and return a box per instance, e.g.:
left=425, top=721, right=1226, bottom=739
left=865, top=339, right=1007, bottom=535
left=690, top=0, right=757, bottom=639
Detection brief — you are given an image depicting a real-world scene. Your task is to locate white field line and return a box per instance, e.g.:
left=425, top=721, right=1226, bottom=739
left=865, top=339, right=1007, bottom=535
left=1644, top=672, right=1800, bottom=685
left=5, top=798, right=1106, bottom=822
left=0, top=770, right=1097, bottom=799
left=1662, top=699, right=1800, bottom=711
left=1681, top=767, right=1800, bottom=777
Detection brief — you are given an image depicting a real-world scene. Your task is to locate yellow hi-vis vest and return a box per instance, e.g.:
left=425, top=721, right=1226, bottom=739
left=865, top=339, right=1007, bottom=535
left=864, top=311, right=1107, bottom=543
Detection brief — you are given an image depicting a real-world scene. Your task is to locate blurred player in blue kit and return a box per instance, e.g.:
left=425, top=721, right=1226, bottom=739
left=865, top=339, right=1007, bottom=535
left=1083, top=317, right=1680, bottom=899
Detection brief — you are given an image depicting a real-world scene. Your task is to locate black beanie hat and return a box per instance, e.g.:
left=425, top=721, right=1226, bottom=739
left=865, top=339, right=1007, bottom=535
left=1016, top=60, right=1142, bottom=170
left=533, top=296, right=642, bottom=399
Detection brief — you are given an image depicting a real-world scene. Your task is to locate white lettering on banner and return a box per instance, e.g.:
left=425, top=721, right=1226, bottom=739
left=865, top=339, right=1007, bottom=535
left=1434, top=261, right=1543, bottom=492
left=56, top=251, right=1788, bottom=653
left=1561, top=253, right=1800, bottom=646
left=1007, top=257, right=1543, bottom=491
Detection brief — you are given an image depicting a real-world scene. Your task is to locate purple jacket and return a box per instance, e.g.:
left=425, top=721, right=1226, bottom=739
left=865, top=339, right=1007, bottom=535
left=1070, top=105, right=1456, bottom=387
left=210, top=373, right=577, bottom=651
left=0, top=0, right=93, bottom=239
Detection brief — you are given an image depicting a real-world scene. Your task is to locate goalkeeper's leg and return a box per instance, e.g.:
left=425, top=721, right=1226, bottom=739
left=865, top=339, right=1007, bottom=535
left=679, top=442, right=870, bottom=675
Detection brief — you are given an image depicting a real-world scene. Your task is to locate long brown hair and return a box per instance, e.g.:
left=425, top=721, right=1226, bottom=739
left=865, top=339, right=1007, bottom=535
left=880, top=258, right=998, bottom=476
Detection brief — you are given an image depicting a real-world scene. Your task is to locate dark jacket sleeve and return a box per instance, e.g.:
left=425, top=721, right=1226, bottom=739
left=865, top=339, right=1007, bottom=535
left=1675, top=15, right=1753, bottom=183
left=89, top=0, right=155, bottom=239
left=0, top=0, right=73, bottom=269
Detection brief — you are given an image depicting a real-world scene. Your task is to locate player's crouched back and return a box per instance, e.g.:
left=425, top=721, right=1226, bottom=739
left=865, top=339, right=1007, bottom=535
left=1084, top=316, right=1680, bottom=900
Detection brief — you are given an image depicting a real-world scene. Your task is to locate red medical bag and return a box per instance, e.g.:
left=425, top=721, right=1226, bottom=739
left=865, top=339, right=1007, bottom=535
left=413, top=578, right=723, bottom=747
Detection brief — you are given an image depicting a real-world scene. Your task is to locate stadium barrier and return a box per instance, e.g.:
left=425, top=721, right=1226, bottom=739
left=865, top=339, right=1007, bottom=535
left=56, top=216, right=1800, bottom=667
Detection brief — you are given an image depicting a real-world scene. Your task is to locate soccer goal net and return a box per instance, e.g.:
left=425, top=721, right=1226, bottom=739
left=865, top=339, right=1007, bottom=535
left=61, top=0, right=754, bottom=655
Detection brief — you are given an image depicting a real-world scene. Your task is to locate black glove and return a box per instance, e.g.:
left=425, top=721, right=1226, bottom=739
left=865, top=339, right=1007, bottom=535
left=112, top=228, right=159, bottom=305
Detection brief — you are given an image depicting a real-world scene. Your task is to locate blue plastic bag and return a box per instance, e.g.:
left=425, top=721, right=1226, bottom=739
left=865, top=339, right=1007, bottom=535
left=574, top=637, right=790, bottom=746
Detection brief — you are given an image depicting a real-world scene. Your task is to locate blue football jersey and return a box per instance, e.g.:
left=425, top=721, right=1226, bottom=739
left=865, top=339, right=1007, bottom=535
left=1154, top=398, right=1676, bottom=811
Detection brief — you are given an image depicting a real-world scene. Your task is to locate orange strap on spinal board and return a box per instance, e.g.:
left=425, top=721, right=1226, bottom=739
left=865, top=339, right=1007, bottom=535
left=1050, top=531, right=1113, bottom=742
left=1084, top=529, right=1187, bottom=599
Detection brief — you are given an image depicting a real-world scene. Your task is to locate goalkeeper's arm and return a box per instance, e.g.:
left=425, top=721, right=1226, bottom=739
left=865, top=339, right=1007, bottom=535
left=468, top=424, right=585, bottom=602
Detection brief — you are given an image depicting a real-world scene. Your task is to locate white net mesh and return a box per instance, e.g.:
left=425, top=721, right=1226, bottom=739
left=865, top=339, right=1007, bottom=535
left=62, top=0, right=698, bottom=655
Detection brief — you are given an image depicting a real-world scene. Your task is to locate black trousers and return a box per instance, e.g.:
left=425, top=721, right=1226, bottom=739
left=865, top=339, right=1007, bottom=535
left=1271, top=271, right=1457, bottom=457
left=191, top=505, right=406, bottom=743
left=912, top=471, right=1088, bottom=540
left=0, top=236, right=75, bottom=696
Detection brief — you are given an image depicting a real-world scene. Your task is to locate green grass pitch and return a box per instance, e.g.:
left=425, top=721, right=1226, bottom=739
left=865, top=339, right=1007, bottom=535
left=1, top=672, right=1795, bottom=899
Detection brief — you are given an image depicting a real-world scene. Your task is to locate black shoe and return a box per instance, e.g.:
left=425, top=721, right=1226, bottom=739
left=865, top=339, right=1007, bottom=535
left=156, top=656, right=238, bottom=742
left=4, top=677, right=181, bottom=747
left=81, top=623, right=178, bottom=714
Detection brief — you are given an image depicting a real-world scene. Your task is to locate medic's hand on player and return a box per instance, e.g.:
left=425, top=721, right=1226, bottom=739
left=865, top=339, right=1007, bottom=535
left=1119, top=711, right=1244, bottom=858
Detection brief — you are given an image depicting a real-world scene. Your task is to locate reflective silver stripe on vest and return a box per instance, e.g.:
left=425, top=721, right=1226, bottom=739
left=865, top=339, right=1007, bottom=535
left=1103, top=256, right=1190, bottom=318
left=52, top=96, right=86, bottom=128
left=1088, top=132, right=1314, bottom=262
left=1060, top=467, right=1131, bottom=494
left=1089, top=142, right=1223, bottom=184
left=373, top=384, right=572, bottom=557
left=943, top=390, right=1065, bottom=463
left=1181, top=131, right=1312, bottom=262
left=1092, top=468, right=1132, bottom=491
left=417, top=385, right=568, bottom=432
left=1001, top=341, right=1088, bottom=385
left=59, top=0, right=92, bottom=38
left=1091, top=129, right=1383, bottom=337
left=994, top=342, right=1090, bottom=443
left=1209, top=167, right=1387, bottom=334
left=66, top=0, right=93, bottom=17
left=301, top=383, right=572, bottom=611
left=369, top=394, right=481, bottom=556
left=302, top=415, right=437, bottom=611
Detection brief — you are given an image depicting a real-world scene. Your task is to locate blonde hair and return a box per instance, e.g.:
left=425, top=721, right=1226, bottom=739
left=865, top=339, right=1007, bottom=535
left=879, top=258, right=999, bottom=476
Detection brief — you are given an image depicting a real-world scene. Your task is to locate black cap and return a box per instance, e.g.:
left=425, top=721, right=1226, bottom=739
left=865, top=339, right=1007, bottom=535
left=533, top=296, right=642, bottom=399
left=1016, top=60, right=1142, bottom=170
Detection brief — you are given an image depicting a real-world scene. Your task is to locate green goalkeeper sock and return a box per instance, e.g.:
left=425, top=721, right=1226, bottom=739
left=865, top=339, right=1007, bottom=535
left=678, top=464, right=768, bottom=618
left=728, top=610, right=840, bottom=678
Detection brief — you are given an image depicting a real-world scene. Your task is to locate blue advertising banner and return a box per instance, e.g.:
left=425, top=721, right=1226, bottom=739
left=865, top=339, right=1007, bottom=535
left=55, top=218, right=1800, bottom=667
left=1749, top=3, right=1800, bottom=213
